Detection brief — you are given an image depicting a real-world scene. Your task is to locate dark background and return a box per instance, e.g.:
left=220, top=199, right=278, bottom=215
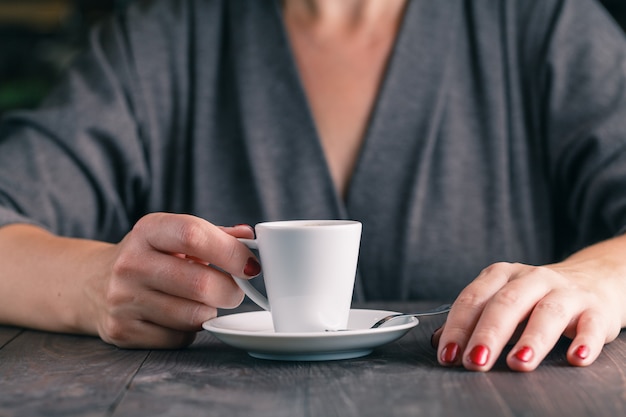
left=0, top=0, right=129, bottom=113
left=0, top=0, right=625, bottom=115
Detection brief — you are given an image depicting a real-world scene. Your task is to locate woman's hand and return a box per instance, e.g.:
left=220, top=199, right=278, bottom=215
left=86, top=213, right=260, bottom=349
left=432, top=235, right=626, bottom=372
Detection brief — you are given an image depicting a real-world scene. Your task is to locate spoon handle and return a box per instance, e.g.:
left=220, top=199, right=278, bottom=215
left=371, top=303, right=452, bottom=329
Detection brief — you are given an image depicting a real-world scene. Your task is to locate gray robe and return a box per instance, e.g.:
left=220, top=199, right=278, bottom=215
left=2, top=0, right=626, bottom=301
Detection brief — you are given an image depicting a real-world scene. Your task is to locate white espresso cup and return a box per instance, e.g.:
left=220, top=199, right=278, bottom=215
left=233, top=220, right=362, bottom=333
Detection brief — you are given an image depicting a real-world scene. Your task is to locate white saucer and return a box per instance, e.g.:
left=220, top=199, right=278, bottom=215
left=202, top=309, right=418, bottom=361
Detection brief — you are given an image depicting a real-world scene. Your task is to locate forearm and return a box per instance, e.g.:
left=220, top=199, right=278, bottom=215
left=0, top=224, right=114, bottom=335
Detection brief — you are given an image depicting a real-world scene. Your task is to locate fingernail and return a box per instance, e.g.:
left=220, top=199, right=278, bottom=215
left=514, top=346, right=534, bottom=363
left=244, top=258, right=261, bottom=276
left=235, top=224, right=254, bottom=232
left=468, top=345, right=490, bottom=366
left=441, top=342, right=460, bottom=364
left=430, top=326, right=442, bottom=349
left=575, top=345, right=590, bottom=360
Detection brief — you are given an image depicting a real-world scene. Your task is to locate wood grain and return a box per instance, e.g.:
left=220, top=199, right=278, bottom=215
left=1, top=304, right=625, bottom=417
left=0, top=326, right=22, bottom=348
left=110, top=312, right=515, bottom=417
left=0, top=329, right=149, bottom=417
left=110, top=306, right=626, bottom=417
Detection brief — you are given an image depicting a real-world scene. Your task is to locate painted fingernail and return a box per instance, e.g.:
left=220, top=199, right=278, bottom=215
left=441, top=342, right=460, bottom=364
left=430, top=326, right=442, bottom=349
left=575, top=345, right=590, bottom=360
left=514, top=346, right=534, bottom=363
left=244, top=258, right=261, bottom=276
left=468, top=345, right=490, bottom=366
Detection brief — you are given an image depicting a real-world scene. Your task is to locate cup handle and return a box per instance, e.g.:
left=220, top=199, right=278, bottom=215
left=233, top=238, right=270, bottom=311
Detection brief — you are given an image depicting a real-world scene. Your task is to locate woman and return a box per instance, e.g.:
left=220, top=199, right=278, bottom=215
left=1, top=0, right=625, bottom=372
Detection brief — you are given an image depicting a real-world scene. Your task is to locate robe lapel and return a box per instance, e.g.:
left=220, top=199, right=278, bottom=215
left=226, top=0, right=461, bottom=300
left=227, top=0, right=345, bottom=222
left=347, top=1, right=462, bottom=299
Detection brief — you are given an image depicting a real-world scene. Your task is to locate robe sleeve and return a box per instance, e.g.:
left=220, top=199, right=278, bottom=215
left=0, top=2, right=177, bottom=242
left=532, top=0, right=626, bottom=247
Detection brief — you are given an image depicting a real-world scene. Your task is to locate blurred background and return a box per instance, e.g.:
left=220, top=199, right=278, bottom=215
left=0, top=0, right=130, bottom=114
left=0, top=0, right=625, bottom=115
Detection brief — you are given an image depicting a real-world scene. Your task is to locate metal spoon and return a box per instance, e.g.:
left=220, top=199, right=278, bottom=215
left=370, top=303, right=452, bottom=329
left=326, top=303, right=452, bottom=332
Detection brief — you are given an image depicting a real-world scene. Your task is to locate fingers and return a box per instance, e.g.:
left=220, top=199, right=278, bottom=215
left=438, top=263, right=549, bottom=368
left=132, top=213, right=260, bottom=279
left=437, top=262, right=616, bottom=372
left=565, top=309, right=612, bottom=367
left=220, top=224, right=256, bottom=239
left=99, top=313, right=199, bottom=349
left=99, top=213, right=260, bottom=349
left=461, top=268, right=558, bottom=371
left=115, top=214, right=259, bottom=308
left=105, top=285, right=218, bottom=332
left=434, top=264, right=509, bottom=366
left=507, top=304, right=616, bottom=371
left=505, top=290, right=583, bottom=371
left=102, top=254, right=232, bottom=348
left=115, top=248, right=245, bottom=309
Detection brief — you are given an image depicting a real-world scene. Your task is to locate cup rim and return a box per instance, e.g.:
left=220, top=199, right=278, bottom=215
left=255, top=219, right=361, bottom=229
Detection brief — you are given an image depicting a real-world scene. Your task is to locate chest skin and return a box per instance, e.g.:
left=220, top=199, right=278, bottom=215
left=282, top=1, right=406, bottom=198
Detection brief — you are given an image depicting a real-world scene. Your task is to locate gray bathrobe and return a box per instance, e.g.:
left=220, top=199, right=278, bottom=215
left=1, top=0, right=626, bottom=301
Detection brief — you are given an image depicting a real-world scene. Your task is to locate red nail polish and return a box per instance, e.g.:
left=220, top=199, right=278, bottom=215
left=469, top=345, right=490, bottom=366
left=244, top=258, right=261, bottom=276
left=514, top=346, right=534, bottom=363
left=430, top=326, right=442, bottom=349
left=575, top=345, right=590, bottom=360
left=441, top=342, right=460, bottom=364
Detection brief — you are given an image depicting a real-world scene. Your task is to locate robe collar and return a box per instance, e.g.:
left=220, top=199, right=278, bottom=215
left=228, top=0, right=458, bottom=219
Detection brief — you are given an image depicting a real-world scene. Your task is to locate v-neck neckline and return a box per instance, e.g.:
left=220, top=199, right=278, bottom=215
left=346, top=1, right=461, bottom=207
left=277, top=0, right=412, bottom=200
left=226, top=0, right=459, bottom=220
left=269, top=0, right=417, bottom=205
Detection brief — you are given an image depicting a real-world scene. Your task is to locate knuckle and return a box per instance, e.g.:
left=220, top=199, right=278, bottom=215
left=215, top=236, right=248, bottom=274
left=188, top=268, right=244, bottom=309
left=99, top=316, right=131, bottom=347
left=473, top=324, right=503, bottom=341
left=103, top=279, right=132, bottom=308
left=568, top=309, right=608, bottom=342
left=220, top=239, right=240, bottom=266
left=111, top=250, right=134, bottom=278
left=520, top=265, right=563, bottom=286
left=189, top=305, right=217, bottom=328
left=454, top=281, right=490, bottom=311
left=480, top=262, right=512, bottom=277
left=440, top=321, right=470, bottom=339
left=132, top=213, right=158, bottom=234
left=524, top=265, right=550, bottom=278
left=491, top=287, right=523, bottom=308
left=455, top=289, right=487, bottom=311
left=534, top=298, right=567, bottom=319
left=175, top=221, right=207, bottom=252
left=188, top=269, right=212, bottom=296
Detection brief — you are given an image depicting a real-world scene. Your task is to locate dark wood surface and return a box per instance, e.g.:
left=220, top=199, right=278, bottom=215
left=1, top=302, right=625, bottom=417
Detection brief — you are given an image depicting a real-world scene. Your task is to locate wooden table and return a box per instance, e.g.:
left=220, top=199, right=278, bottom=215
left=1, top=301, right=625, bottom=417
